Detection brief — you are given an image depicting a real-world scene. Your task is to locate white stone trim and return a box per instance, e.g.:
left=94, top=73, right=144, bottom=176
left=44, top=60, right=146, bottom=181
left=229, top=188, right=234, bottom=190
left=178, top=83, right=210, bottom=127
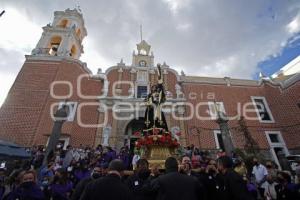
left=213, top=130, right=222, bottom=149
left=265, top=131, right=289, bottom=169
left=46, top=136, right=70, bottom=150
left=58, top=101, right=78, bottom=121
left=208, top=101, right=226, bottom=120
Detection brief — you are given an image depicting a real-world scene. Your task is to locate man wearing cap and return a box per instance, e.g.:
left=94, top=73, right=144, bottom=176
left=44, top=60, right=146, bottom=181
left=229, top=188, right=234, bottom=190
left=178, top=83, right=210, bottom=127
left=80, top=159, right=132, bottom=200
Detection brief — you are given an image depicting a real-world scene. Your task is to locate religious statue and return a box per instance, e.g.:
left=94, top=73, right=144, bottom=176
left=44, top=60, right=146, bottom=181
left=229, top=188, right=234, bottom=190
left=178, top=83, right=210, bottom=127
left=171, top=126, right=180, bottom=141
left=128, top=87, right=134, bottom=98
left=102, top=125, right=112, bottom=146
left=175, top=83, right=183, bottom=98
left=143, top=64, right=168, bottom=134
left=135, top=64, right=180, bottom=169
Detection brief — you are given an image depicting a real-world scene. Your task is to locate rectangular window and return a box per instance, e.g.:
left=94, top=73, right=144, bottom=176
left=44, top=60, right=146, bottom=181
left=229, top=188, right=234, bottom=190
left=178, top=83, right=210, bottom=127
left=58, top=101, right=78, bottom=121
left=251, top=97, right=274, bottom=123
left=137, top=86, right=148, bottom=98
left=265, top=131, right=289, bottom=170
left=269, top=133, right=280, bottom=143
left=137, top=71, right=148, bottom=83
left=213, top=130, right=225, bottom=151
left=208, top=102, right=226, bottom=119
left=46, top=136, right=70, bottom=150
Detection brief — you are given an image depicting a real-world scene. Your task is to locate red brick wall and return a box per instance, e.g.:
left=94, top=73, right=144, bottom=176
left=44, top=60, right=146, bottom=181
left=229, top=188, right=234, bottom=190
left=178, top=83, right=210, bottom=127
left=1, top=59, right=299, bottom=152
left=182, top=81, right=300, bottom=151
left=0, top=61, right=58, bottom=146
left=0, top=58, right=102, bottom=147
left=33, top=59, right=102, bottom=147
left=266, top=82, right=300, bottom=151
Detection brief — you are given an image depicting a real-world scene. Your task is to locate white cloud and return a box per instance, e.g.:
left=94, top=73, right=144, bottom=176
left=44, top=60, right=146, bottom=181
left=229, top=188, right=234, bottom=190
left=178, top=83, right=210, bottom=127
left=176, top=23, right=191, bottom=31
left=286, top=14, right=300, bottom=34
left=163, top=0, right=191, bottom=14
left=80, top=38, right=112, bottom=73
left=0, top=7, right=42, bottom=51
left=0, top=73, right=16, bottom=106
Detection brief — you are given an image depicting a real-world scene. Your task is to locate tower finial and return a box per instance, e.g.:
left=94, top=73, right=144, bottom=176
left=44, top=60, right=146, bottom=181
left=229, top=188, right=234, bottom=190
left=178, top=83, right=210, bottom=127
left=75, top=0, right=82, bottom=12
left=140, top=24, right=143, bottom=42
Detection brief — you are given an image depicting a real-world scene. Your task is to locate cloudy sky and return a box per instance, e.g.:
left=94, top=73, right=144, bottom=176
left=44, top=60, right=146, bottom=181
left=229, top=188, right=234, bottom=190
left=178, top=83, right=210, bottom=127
left=1, top=0, right=300, bottom=106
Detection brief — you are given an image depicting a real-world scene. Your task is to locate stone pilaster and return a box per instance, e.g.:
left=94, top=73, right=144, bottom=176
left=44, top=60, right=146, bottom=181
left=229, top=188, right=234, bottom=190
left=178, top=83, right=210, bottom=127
left=94, top=107, right=105, bottom=147
left=149, top=69, right=155, bottom=84
left=163, top=69, right=168, bottom=91
left=177, top=105, right=187, bottom=146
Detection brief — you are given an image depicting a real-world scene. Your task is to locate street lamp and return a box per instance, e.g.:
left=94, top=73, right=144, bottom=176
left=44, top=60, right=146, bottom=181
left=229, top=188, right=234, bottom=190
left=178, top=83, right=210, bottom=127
left=0, top=10, right=5, bottom=17
left=43, top=104, right=68, bottom=165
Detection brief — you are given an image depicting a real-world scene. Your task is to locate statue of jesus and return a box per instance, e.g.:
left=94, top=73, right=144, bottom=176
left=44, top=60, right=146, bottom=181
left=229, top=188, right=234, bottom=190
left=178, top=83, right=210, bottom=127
left=143, top=64, right=168, bottom=134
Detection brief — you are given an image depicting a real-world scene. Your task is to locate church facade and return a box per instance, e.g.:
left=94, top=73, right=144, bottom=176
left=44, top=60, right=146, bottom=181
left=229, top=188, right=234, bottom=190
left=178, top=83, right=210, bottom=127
left=1, top=9, right=300, bottom=167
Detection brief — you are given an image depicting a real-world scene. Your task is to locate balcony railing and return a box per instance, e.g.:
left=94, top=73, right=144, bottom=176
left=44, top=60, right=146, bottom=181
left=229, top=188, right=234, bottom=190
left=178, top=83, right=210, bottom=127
left=31, top=48, right=51, bottom=55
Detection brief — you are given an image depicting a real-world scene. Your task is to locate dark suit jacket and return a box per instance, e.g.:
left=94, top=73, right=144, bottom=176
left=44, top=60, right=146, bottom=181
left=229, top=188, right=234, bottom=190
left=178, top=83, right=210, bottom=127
left=71, top=177, right=93, bottom=200
left=80, top=174, right=132, bottom=200
left=221, top=169, right=254, bottom=200
left=125, top=172, right=154, bottom=200
left=149, top=171, right=203, bottom=200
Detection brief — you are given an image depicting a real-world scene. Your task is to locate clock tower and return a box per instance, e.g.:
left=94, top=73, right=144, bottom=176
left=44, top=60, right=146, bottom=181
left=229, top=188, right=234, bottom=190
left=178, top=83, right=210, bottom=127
left=132, top=40, right=154, bottom=67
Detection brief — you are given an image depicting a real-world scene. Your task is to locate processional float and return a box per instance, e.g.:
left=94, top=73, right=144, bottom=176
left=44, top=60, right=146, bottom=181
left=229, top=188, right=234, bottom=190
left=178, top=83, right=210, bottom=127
left=134, top=64, right=180, bottom=168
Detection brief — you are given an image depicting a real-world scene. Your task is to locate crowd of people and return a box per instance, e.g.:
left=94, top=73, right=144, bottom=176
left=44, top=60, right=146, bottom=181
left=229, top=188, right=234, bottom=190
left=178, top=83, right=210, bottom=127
left=0, top=144, right=299, bottom=200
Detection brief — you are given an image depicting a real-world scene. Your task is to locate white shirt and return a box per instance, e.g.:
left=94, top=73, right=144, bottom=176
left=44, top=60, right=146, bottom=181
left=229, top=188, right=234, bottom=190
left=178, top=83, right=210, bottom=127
left=252, top=164, right=268, bottom=183
left=132, top=154, right=140, bottom=165
left=262, top=181, right=278, bottom=200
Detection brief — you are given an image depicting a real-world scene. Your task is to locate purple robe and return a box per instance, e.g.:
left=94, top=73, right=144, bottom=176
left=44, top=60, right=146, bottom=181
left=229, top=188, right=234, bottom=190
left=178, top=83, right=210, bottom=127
left=118, top=152, right=130, bottom=169
left=50, top=181, right=73, bottom=200
left=7, top=182, right=45, bottom=200
left=102, top=151, right=116, bottom=163
left=74, top=169, right=90, bottom=182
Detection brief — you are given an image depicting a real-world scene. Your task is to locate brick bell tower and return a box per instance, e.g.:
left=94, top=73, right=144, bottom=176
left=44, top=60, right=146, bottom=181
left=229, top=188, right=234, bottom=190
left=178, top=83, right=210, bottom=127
left=32, top=8, right=86, bottom=58
left=0, top=9, right=101, bottom=147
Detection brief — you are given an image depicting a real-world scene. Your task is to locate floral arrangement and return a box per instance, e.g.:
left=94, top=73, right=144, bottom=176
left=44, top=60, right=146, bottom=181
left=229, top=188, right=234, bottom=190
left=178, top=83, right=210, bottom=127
left=135, top=132, right=180, bottom=149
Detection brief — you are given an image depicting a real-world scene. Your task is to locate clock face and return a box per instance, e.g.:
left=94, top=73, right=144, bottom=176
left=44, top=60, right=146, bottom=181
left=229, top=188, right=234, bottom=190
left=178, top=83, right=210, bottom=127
left=139, top=60, right=146, bottom=67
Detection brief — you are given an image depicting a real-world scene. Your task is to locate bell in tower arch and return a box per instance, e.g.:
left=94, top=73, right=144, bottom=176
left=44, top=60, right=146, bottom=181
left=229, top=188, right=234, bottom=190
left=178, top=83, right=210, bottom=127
left=31, top=9, right=87, bottom=59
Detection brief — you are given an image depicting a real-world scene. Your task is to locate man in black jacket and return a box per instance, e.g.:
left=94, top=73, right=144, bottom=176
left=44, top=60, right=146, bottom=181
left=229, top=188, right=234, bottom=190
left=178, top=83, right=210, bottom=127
left=125, top=159, right=154, bottom=200
left=80, top=159, right=132, bottom=200
left=71, top=165, right=104, bottom=200
left=149, top=157, right=204, bottom=200
left=217, top=156, right=254, bottom=200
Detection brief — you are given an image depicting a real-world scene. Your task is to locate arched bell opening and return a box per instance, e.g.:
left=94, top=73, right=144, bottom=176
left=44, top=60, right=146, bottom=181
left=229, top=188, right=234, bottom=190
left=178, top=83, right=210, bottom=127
left=48, top=36, right=62, bottom=56
left=70, top=45, right=77, bottom=58
left=76, top=29, right=81, bottom=39
left=58, top=19, right=68, bottom=28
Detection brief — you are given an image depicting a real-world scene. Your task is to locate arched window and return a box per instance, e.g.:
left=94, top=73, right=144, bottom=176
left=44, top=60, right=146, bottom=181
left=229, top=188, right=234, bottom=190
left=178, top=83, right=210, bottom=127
left=58, top=19, right=68, bottom=28
left=76, top=29, right=81, bottom=38
left=139, top=48, right=147, bottom=55
left=48, top=36, right=62, bottom=56
left=70, top=45, right=77, bottom=58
